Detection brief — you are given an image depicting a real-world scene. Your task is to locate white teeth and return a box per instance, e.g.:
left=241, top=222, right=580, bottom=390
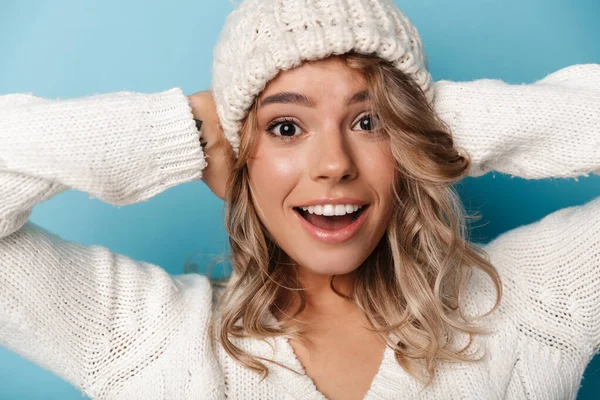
left=299, top=204, right=363, bottom=216
left=323, top=205, right=335, bottom=216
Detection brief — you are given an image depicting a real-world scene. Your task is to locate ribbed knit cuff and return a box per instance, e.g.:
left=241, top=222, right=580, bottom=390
left=145, top=88, right=207, bottom=194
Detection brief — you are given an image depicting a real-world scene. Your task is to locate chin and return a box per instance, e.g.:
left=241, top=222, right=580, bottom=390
left=287, top=251, right=368, bottom=277
left=303, top=264, right=358, bottom=277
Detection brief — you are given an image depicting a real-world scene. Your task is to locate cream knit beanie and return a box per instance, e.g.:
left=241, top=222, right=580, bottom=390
left=212, top=0, right=433, bottom=155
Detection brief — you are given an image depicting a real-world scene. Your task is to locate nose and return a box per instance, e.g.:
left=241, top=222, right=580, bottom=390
left=308, top=126, right=358, bottom=184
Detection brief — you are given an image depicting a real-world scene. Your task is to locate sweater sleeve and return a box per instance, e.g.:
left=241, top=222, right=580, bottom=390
left=479, top=195, right=600, bottom=381
left=0, top=90, right=219, bottom=398
left=433, top=64, right=600, bottom=179
left=0, top=88, right=207, bottom=237
left=443, top=64, right=600, bottom=365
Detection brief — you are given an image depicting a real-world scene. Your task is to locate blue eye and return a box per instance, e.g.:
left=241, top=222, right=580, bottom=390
left=266, top=118, right=304, bottom=138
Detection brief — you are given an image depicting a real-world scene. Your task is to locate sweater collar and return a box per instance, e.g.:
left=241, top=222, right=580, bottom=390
left=258, top=310, right=405, bottom=399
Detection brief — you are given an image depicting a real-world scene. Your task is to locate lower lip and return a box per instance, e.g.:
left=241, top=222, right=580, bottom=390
left=294, top=206, right=370, bottom=245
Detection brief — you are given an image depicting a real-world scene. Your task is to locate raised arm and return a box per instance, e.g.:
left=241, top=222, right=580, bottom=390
left=0, top=89, right=207, bottom=237
left=477, top=195, right=600, bottom=395
left=0, top=90, right=224, bottom=397
left=434, top=64, right=600, bottom=179
left=438, top=64, right=600, bottom=389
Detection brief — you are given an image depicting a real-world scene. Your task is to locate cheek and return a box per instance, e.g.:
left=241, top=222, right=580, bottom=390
left=247, top=150, right=301, bottom=212
left=362, top=144, right=397, bottom=203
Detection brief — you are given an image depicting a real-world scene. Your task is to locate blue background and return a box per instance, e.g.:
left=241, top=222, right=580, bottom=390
left=1, top=0, right=599, bottom=398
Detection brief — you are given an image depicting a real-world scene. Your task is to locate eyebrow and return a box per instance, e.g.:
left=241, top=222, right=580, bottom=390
left=259, top=90, right=370, bottom=109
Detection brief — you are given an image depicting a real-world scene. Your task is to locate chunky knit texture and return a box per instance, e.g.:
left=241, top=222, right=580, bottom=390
left=212, top=0, right=432, bottom=155
left=1, top=64, right=600, bottom=399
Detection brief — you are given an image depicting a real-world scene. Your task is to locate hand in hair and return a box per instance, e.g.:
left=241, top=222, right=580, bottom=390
left=188, top=90, right=233, bottom=200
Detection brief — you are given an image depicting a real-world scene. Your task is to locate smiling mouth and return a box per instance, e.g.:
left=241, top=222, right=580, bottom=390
left=294, top=206, right=368, bottom=231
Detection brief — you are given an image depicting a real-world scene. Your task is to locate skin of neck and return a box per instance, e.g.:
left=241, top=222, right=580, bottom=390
left=277, top=260, right=360, bottom=323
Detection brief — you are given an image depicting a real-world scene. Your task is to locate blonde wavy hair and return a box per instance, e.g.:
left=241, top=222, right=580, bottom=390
left=209, top=51, right=502, bottom=387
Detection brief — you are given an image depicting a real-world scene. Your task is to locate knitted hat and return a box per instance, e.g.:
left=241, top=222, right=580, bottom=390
left=212, top=0, right=433, bottom=155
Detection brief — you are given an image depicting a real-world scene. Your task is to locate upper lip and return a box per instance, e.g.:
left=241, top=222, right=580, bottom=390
left=294, top=197, right=369, bottom=208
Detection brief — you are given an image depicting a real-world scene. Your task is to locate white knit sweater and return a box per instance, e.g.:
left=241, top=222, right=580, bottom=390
left=1, top=64, right=599, bottom=400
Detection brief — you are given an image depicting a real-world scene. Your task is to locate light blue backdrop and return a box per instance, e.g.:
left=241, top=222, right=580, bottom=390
left=1, top=0, right=599, bottom=398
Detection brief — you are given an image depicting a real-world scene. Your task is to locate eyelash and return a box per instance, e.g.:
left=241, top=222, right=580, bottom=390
left=265, top=118, right=298, bottom=142
left=265, top=113, right=380, bottom=141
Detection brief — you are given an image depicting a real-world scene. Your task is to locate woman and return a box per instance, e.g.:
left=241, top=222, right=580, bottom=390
left=1, top=0, right=599, bottom=399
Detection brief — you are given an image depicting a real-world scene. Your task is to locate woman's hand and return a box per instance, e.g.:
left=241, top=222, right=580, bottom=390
left=188, top=90, right=233, bottom=200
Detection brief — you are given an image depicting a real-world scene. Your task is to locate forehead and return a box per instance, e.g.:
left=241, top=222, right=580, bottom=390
left=258, top=57, right=367, bottom=101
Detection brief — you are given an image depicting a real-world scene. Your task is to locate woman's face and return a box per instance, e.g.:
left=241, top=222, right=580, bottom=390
left=247, top=57, right=396, bottom=276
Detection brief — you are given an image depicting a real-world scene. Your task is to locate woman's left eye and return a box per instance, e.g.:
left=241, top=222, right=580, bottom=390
left=352, top=114, right=379, bottom=131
